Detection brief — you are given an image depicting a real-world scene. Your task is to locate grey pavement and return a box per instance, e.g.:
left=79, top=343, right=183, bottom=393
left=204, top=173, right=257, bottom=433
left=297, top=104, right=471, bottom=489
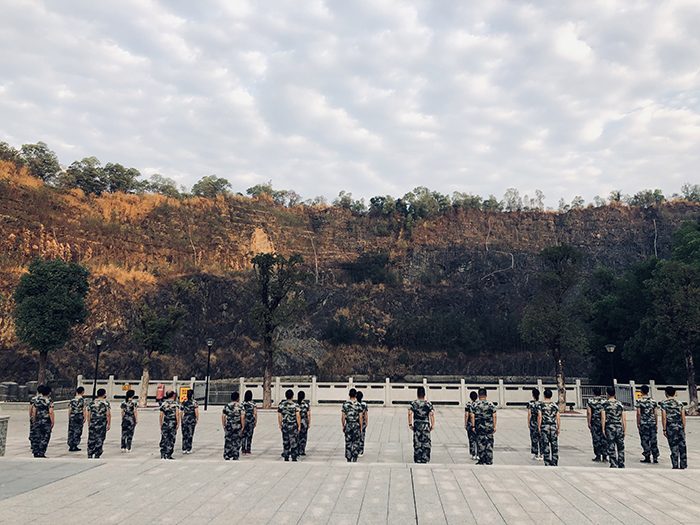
left=0, top=406, right=699, bottom=524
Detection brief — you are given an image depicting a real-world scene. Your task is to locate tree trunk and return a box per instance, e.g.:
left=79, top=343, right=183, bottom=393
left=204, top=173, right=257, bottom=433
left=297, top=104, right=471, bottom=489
left=138, top=366, right=150, bottom=408
left=684, top=344, right=698, bottom=415
left=37, top=351, right=47, bottom=386
left=554, top=348, right=567, bottom=413
left=262, top=339, right=273, bottom=409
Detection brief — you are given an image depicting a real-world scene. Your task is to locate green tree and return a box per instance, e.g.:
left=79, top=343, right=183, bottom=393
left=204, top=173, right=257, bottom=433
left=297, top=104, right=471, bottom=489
left=12, top=258, right=90, bottom=384
left=192, top=175, right=232, bottom=198
left=628, top=189, right=664, bottom=208
left=520, top=245, right=587, bottom=411
left=103, top=162, right=142, bottom=194
left=250, top=253, right=308, bottom=408
left=0, top=141, right=24, bottom=167
left=132, top=301, right=187, bottom=408
left=60, top=157, right=107, bottom=194
left=20, top=142, right=61, bottom=182
left=146, top=174, right=181, bottom=198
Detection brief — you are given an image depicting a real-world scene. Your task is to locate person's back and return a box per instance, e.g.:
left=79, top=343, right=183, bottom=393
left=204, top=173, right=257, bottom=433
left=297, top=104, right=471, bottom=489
left=538, top=390, right=560, bottom=466
left=341, top=389, right=362, bottom=462
left=241, top=391, right=257, bottom=455
left=87, top=390, right=111, bottom=459
left=602, top=387, right=626, bottom=468
left=660, top=386, right=687, bottom=469
left=635, top=385, right=659, bottom=463
left=471, top=389, right=497, bottom=465
left=587, top=388, right=606, bottom=461
left=279, top=390, right=300, bottom=461
left=67, top=387, right=86, bottom=452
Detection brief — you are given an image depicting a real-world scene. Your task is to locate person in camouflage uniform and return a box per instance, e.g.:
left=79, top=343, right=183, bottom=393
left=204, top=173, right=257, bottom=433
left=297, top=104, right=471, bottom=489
left=341, top=388, right=363, bottom=462
left=222, top=391, right=245, bottom=460
left=28, top=385, right=45, bottom=447
left=241, top=390, right=257, bottom=455
left=465, top=391, right=478, bottom=460
left=538, top=389, right=560, bottom=466
left=660, top=386, right=687, bottom=469
left=279, top=389, right=300, bottom=461
left=409, top=386, right=435, bottom=464
left=470, top=388, right=497, bottom=465
left=180, top=389, right=199, bottom=454
left=356, top=391, right=367, bottom=456
left=297, top=391, right=311, bottom=457
left=87, top=388, right=111, bottom=459
left=587, top=387, right=606, bottom=462
left=635, top=384, right=659, bottom=463
left=67, top=387, right=86, bottom=451
left=120, top=389, right=138, bottom=452
left=527, top=388, right=543, bottom=460
left=159, top=390, right=180, bottom=459
left=602, top=386, right=626, bottom=468
left=31, top=386, right=54, bottom=458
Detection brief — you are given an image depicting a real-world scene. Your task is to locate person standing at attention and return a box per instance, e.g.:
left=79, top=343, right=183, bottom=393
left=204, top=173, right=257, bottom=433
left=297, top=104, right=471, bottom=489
left=279, top=389, right=300, bottom=461
left=471, top=388, right=497, bottom=465
left=297, top=391, right=311, bottom=457
left=180, top=389, right=199, bottom=454
left=587, top=387, right=606, bottom=462
left=408, top=386, right=435, bottom=464
left=538, top=389, right=560, bottom=466
left=241, top=390, right=257, bottom=455
left=222, top=391, right=245, bottom=460
left=356, top=390, right=368, bottom=457
left=527, top=388, right=543, bottom=461
left=601, top=386, right=626, bottom=468
left=159, top=390, right=180, bottom=459
left=341, top=389, right=363, bottom=462
left=120, top=389, right=137, bottom=453
left=635, top=384, right=659, bottom=464
left=31, top=385, right=54, bottom=458
left=67, top=386, right=86, bottom=452
left=87, top=388, right=111, bottom=459
left=659, top=386, right=687, bottom=469
left=465, top=391, right=478, bottom=460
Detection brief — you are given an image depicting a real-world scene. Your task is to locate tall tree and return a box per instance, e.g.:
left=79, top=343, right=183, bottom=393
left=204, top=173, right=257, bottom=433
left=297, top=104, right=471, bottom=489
left=520, top=245, right=587, bottom=411
left=20, top=142, right=61, bottom=182
left=132, top=301, right=187, bottom=408
left=191, top=175, right=232, bottom=198
left=250, top=253, right=308, bottom=408
left=13, top=258, right=90, bottom=384
left=60, top=157, right=107, bottom=194
left=103, top=162, right=142, bottom=194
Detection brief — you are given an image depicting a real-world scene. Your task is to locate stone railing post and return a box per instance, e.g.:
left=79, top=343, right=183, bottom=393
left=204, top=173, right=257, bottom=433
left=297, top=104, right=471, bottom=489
left=575, top=379, right=582, bottom=410
left=274, top=377, right=281, bottom=407
left=460, top=378, right=465, bottom=406
left=108, top=375, right=115, bottom=400
left=239, top=377, right=245, bottom=398
left=385, top=378, right=391, bottom=406
left=649, top=380, right=656, bottom=399
left=311, top=376, right=317, bottom=406
left=498, top=379, right=505, bottom=407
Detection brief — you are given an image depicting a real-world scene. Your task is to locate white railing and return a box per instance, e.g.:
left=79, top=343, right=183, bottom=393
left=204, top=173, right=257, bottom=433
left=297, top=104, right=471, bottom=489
left=76, top=376, right=692, bottom=409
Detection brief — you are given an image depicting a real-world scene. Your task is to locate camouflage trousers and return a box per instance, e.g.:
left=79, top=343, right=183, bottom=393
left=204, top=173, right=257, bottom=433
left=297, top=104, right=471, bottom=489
left=412, top=421, right=431, bottom=463
left=297, top=419, right=308, bottom=456
left=181, top=417, right=196, bottom=452
left=476, top=429, right=494, bottom=465
left=639, top=422, right=659, bottom=460
left=159, top=420, right=177, bottom=458
left=87, top=419, right=108, bottom=458
left=665, top=425, right=687, bottom=469
left=466, top=423, right=477, bottom=457
left=529, top=424, right=543, bottom=455
left=121, top=418, right=135, bottom=450
left=540, top=425, right=558, bottom=466
left=606, top=424, right=625, bottom=468
left=67, top=415, right=84, bottom=450
left=344, top=422, right=361, bottom=461
left=241, top=423, right=255, bottom=453
left=282, top=423, right=298, bottom=460
left=359, top=422, right=366, bottom=455
left=224, top=424, right=242, bottom=460
left=590, top=420, right=605, bottom=458
left=31, top=419, right=52, bottom=457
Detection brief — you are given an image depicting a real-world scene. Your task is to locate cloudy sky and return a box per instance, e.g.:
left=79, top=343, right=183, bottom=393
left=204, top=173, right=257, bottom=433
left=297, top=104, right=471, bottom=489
left=1, top=0, right=699, bottom=206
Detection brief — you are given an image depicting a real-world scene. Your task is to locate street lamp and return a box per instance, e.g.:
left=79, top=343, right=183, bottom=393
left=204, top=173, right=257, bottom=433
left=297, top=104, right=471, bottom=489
left=605, top=344, right=616, bottom=388
left=92, top=337, right=104, bottom=400
left=204, top=338, right=214, bottom=411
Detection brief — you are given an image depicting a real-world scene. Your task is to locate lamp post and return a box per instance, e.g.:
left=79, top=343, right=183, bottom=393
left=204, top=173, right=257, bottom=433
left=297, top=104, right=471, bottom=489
left=92, top=337, right=104, bottom=400
left=605, top=344, right=616, bottom=388
left=204, top=338, right=214, bottom=411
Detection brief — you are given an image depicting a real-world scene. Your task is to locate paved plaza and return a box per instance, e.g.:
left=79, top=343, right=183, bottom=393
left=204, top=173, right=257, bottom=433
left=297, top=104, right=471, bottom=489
left=1, top=405, right=699, bottom=524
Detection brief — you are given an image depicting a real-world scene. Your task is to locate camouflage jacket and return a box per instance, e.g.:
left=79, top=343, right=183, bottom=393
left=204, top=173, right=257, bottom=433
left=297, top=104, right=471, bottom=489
left=409, top=399, right=434, bottom=424
left=527, top=400, right=542, bottom=428
left=160, top=399, right=178, bottom=423
left=341, top=400, right=362, bottom=425
left=659, top=398, right=685, bottom=426
left=34, top=396, right=54, bottom=420
left=223, top=401, right=243, bottom=428
left=635, top=396, right=658, bottom=425
left=299, top=400, right=311, bottom=423
left=587, top=397, right=605, bottom=423
left=242, top=400, right=257, bottom=425
left=120, top=399, right=137, bottom=422
left=278, top=400, right=300, bottom=426
left=472, top=399, right=497, bottom=431
left=603, top=399, right=624, bottom=426
left=540, top=401, right=558, bottom=427
left=69, top=396, right=85, bottom=417
left=89, top=398, right=111, bottom=420
left=179, top=399, right=199, bottom=420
